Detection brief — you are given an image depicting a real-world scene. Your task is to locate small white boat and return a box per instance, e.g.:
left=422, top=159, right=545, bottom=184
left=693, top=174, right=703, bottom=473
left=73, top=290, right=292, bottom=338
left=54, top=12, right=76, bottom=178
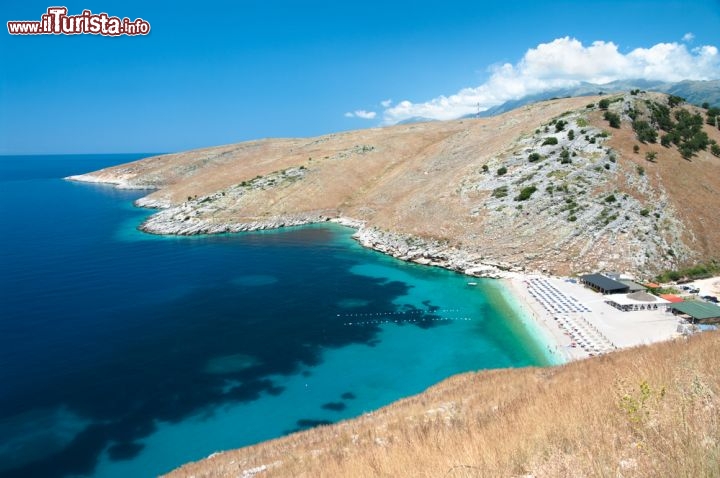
left=467, top=282, right=478, bottom=286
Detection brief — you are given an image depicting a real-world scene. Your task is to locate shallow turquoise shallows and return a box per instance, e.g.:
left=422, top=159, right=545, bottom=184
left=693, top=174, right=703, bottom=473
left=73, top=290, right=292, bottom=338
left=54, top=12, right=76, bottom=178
left=0, top=155, right=551, bottom=478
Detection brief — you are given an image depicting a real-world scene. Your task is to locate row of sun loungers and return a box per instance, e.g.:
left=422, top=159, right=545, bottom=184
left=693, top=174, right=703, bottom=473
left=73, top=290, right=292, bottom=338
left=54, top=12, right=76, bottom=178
left=526, top=278, right=591, bottom=314
left=553, top=314, right=616, bottom=356
left=526, top=277, right=616, bottom=356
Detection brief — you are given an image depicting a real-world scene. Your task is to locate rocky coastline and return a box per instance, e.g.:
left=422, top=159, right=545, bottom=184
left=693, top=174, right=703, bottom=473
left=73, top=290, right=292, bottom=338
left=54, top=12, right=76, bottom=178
left=66, top=172, right=513, bottom=278
left=140, top=209, right=512, bottom=278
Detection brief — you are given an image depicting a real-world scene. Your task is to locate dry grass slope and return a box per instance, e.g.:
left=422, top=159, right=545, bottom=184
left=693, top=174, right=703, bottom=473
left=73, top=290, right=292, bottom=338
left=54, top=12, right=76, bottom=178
left=167, top=332, right=720, bottom=478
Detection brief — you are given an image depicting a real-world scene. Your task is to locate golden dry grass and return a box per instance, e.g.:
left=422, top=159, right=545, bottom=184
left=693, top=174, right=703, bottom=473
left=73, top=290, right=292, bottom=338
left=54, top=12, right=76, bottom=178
left=167, top=332, right=720, bottom=478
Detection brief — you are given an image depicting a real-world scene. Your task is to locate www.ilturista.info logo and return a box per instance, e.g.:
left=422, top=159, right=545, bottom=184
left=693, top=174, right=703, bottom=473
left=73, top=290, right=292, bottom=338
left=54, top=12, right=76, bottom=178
left=7, top=7, right=150, bottom=36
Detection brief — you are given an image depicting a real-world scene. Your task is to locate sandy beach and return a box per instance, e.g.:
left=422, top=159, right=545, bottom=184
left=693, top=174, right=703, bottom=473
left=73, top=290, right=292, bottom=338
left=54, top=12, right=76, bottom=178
left=503, top=273, right=684, bottom=363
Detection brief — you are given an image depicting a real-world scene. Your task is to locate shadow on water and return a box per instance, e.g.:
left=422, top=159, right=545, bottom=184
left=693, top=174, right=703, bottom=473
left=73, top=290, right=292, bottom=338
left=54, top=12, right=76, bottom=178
left=0, top=227, right=448, bottom=478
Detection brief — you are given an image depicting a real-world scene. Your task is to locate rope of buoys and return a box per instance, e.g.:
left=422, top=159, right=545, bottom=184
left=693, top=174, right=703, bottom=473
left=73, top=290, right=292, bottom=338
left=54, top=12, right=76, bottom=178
left=343, top=316, right=474, bottom=326
left=336, top=308, right=462, bottom=318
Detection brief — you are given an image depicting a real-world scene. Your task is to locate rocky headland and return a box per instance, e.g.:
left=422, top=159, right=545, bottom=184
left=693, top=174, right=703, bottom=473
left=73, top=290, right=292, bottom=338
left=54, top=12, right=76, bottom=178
left=68, top=92, right=720, bottom=279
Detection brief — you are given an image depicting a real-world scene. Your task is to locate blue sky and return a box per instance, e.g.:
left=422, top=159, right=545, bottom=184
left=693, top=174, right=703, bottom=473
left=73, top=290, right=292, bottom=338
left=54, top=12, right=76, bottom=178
left=1, top=0, right=719, bottom=154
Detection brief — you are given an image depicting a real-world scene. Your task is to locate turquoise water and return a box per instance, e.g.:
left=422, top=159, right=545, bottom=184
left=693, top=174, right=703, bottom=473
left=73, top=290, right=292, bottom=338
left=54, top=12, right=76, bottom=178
left=0, top=155, right=551, bottom=478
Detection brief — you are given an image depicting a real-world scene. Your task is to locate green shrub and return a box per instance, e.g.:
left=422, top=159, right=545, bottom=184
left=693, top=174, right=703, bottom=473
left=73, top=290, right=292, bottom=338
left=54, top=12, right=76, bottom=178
left=640, top=208, right=650, bottom=217
left=559, top=149, right=571, bottom=164
left=492, top=186, right=508, bottom=198
left=605, top=194, right=616, bottom=203
left=528, top=152, right=541, bottom=162
left=706, top=107, right=720, bottom=126
left=515, top=185, right=537, bottom=201
left=598, top=99, right=610, bottom=110
left=633, top=120, right=658, bottom=143
left=482, top=164, right=489, bottom=172
left=604, top=111, right=621, bottom=128
left=567, top=129, right=575, bottom=140
left=711, top=144, right=720, bottom=157
left=568, top=215, right=577, bottom=222
left=637, top=165, right=645, bottom=176
left=649, top=101, right=674, bottom=131
left=497, top=166, right=507, bottom=176
left=542, top=137, right=559, bottom=146
left=633, top=145, right=640, bottom=153
left=668, top=95, right=685, bottom=108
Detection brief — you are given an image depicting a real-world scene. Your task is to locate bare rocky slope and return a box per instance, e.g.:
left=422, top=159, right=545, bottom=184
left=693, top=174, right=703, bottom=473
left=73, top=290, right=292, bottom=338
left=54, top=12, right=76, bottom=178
left=70, top=93, right=720, bottom=278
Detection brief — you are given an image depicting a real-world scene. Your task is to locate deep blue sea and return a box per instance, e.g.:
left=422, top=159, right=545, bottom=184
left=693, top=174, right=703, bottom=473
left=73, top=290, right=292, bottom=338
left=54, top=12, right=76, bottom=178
left=0, top=155, right=552, bottom=477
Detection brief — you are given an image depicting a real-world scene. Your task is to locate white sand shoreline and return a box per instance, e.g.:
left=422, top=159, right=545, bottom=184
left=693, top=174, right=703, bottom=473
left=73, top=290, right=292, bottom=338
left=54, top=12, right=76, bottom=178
left=501, top=273, right=686, bottom=363
left=500, top=277, right=579, bottom=363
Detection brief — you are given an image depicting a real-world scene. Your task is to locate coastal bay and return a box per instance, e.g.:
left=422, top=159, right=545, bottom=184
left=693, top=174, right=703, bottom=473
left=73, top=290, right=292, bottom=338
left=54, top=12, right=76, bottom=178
left=1, top=155, right=551, bottom=478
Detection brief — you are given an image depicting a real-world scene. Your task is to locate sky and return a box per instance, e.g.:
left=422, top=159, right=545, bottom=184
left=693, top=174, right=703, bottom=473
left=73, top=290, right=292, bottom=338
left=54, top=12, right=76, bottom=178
left=1, top=0, right=719, bottom=154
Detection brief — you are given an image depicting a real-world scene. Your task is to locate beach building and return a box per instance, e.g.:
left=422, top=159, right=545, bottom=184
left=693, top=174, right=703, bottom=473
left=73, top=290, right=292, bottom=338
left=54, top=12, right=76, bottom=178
left=605, top=291, right=671, bottom=312
left=669, top=301, right=720, bottom=324
left=579, top=273, right=630, bottom=294
left=618, top=280, right=647, bottom=292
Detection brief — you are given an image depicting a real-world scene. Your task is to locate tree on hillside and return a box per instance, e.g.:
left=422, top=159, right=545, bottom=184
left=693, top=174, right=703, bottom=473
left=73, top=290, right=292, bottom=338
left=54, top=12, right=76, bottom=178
left=598, top=99, right=610, bottom=110
left=711, top=144, right=720, bottom=157
left=633, top=120, right=657, bottom=143
left=668, top=95, right=685, bottom=108
left=706, top=107, right=720, bottom=127
left=603, top=111, right=621, bottom=128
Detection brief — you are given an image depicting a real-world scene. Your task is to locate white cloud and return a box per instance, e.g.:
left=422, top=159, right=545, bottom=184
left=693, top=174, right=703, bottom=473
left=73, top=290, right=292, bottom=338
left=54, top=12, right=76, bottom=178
left=380, top=99, right=393, bottom=107
left=383, top=37, right=720, bottom=124
left=345, top=109, right=377, bottom=119
left=683, top=32, right=695, bottom=42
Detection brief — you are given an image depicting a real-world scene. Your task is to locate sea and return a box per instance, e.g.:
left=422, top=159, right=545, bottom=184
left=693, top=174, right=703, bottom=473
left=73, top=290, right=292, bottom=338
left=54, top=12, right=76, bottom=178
left=0, top=154, right=555, bottom=478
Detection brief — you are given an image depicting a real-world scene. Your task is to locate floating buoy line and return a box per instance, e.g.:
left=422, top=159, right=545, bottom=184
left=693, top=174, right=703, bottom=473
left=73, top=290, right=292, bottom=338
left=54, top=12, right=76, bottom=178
left=336, top=308, right=475, bottom=326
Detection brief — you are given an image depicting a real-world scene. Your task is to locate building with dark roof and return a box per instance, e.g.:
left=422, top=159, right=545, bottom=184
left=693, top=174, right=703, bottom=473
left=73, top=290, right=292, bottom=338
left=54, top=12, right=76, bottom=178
left=579, top=273, right=630, bottom=294
left=619, top=280, right=647, bottom=292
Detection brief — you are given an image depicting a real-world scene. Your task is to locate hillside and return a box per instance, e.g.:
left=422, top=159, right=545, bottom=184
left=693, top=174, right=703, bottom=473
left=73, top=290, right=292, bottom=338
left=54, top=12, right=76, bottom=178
left=70, top=93, right=720, bottom=277
left=165, top=331, right=720, bottom=478
left=468, top=79, right=720, bottom=118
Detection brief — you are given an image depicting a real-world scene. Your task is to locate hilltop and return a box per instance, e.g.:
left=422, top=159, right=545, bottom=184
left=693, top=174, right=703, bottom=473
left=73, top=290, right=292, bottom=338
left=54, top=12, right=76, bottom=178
left=70, top=93, right=720, bottom=277
left=165, top=331, right=720, bottom=478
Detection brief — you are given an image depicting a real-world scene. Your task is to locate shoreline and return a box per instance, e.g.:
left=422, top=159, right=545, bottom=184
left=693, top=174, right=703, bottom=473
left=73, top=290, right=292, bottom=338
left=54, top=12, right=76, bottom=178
left=501, top=276, right=587, bottom=363
left=66, top=172, right=684, bottom=364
